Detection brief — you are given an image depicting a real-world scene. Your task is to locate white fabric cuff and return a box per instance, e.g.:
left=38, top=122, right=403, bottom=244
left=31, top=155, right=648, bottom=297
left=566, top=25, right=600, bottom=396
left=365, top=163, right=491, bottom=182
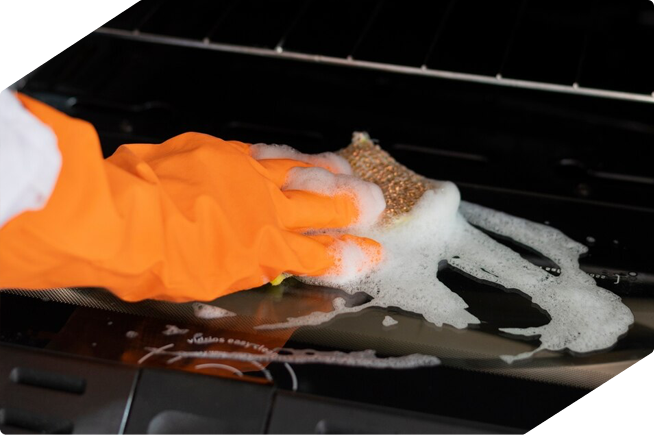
left=0, top=89, right=61, bottom=227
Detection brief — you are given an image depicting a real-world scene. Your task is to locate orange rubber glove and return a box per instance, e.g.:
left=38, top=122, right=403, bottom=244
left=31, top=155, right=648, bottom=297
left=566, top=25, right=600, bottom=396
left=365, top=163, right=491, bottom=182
left=0, top=94, right=384, bottom=302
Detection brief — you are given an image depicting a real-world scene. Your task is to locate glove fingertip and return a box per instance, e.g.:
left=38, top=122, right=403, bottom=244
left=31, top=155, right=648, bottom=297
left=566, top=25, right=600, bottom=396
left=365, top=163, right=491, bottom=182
left=301, top=234, right=383, bottom=286
left=284, top=167, right=386, bottom=229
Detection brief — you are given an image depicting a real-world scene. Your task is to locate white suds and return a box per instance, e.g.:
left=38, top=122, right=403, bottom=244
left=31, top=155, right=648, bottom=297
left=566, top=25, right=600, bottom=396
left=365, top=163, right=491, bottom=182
left=261, top=182, right=478, bottom=331
left=192, top=302, right=236, bottom=319
left=382, top=316, right=398, bottom=327
left=126, top=330, right=138, bottom=339
left=457, top=202, right=633, bottom=363
left=320, top=238, right=382, bottom=285
left=251, top=143, right=353, bottom=175
left=162, top=324, right=189, bottom=336
left=141, top=346, right=440, bottom=369
left=257, top=181, right=634, bottom=363
left=284, top=166, right=385, bottom=229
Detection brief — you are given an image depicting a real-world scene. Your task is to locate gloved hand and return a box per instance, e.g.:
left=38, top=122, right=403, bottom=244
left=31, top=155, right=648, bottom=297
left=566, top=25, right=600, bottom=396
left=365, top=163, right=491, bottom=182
left=0, top=93, right=385, bottom=302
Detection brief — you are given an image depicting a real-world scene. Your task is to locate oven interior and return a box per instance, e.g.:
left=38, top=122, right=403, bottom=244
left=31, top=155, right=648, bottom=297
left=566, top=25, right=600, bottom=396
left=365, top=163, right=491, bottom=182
left=1, top=1, right=653, bottom=433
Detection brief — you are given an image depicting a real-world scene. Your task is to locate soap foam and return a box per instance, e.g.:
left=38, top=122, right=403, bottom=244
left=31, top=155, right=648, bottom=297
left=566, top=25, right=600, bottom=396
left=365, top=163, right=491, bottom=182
left=143, top=346, right=440, bottom=369
left=257, top=181, right=634, bottom=363
left=457, top=202, right=633, bottom=363
left=251, top=143, right=353, bottom=175
left=382, top=316, right=398, bottom=327
left=321, top=237, right=382, bottom=285
left=258, top=183, right=479, bottom=330
left=284, top=166, right=386, bottom=229
left=192, top=302, right=236, bottom=319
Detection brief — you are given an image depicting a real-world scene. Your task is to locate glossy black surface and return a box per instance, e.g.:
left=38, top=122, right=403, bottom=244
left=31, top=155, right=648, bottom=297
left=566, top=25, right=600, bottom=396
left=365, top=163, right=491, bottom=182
left=103, top=0, right=653, bottom=94
left=3, top=1, right=653, bottom=432
left=0, top=293, right=590, bottom=431
left=27, top=34, right=653, bottom=210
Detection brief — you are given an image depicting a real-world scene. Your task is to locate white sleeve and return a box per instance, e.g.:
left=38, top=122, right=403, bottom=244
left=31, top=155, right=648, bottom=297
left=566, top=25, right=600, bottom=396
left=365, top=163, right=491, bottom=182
left=0, top=89, right=61, bottom=227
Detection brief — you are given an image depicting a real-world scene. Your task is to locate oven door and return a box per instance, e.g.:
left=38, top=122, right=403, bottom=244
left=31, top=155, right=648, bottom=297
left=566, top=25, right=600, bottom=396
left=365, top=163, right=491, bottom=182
left=1, top=1, right=652, bottom=433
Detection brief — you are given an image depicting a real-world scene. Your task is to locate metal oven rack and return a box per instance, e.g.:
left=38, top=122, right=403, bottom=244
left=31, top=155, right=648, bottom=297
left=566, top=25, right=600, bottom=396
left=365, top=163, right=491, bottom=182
left=97, top=0, right=654, bottom=103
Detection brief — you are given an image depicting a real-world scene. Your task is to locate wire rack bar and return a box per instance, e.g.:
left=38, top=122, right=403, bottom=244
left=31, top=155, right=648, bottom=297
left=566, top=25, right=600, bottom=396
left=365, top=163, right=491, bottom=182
left=421, top=0, right=459, bottom=67
left=348, top=0, right=386, bottom=59
left=496, top=0, right=527, bottom=78
left=16, top=16, right=655, bottom=103
left=274, top=0, right=312, bottom=51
